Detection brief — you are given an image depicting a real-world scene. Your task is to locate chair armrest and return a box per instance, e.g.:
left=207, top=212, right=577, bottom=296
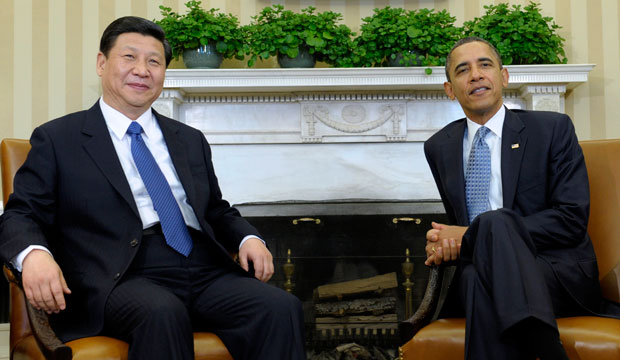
left=398, top=265, right=444, bottom=345
left=3, top=266, right=73, bottom=360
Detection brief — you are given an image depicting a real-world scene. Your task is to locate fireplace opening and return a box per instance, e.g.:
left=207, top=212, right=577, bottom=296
left=242, top=200, right=448, bottom=357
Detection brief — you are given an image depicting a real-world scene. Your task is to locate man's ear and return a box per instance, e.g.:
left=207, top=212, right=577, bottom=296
left=96, top=52, right=106, bottom=77
left=444, top=81, right=455, bottom=100
left=501, top=67, right=509, bottom=88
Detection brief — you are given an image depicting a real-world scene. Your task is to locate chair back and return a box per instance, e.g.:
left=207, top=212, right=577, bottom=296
left=1, top=139, right=30, bottom=205
left=581, top=140, right=620, bottom=302
left=1, top=138, right=34, bottom=353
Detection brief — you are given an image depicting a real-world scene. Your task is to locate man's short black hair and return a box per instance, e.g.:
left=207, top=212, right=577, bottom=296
left=445, top=36, right=503, bottom=82
left=100, top=16, right=172, bottom=67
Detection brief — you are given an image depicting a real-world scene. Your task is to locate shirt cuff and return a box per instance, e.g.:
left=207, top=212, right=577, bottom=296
left=239, top=235, right=264, bottom=250
left=11, top=245, right=52, bottom=272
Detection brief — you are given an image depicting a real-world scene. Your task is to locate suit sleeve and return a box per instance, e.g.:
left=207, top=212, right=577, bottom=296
left=424, top=139, right=459, bottom=226
left=520, top=115, right=590, bottom=249
left=0, top=127, right=58, bottom=263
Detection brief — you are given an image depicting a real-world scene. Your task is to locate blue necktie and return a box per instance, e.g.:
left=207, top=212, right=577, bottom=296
left=127, top=122, right=193, bottom=256
left=465, top=126, right=492, bottom=224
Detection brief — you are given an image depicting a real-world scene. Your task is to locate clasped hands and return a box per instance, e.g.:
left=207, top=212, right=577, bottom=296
left=425, top=222, right=467, bottom=266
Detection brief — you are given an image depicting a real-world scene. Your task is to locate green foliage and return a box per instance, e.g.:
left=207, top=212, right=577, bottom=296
left=463, top=2, right=567, bottom=65
left=156, top=0, right=246, bottom=60
left=353, top=7, right=462, bottom=67
left=243, top=5, right=355, bottom=67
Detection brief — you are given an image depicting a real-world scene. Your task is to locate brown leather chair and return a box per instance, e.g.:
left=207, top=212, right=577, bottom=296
left=399, top=139, right=620, bottom=359
left=1, top=138, right=233, bottom=360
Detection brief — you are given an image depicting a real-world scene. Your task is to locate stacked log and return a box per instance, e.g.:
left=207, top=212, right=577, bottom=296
left=314, top=273, right=398, bottom=331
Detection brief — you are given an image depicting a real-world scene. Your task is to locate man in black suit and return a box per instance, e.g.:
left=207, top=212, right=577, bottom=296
left=0, top=16, right=305, bottom=360
left=423, top=37, right=616, bottom=359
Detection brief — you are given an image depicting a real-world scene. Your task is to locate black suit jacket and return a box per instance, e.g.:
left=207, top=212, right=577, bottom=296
left=424, top=107, right=602, bottom=315
left=0, top=101, right=259, bottom=341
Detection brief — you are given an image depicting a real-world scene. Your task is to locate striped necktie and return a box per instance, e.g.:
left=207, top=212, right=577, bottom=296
left=126, top=121, right=193, bottom=256
left=465, top=126, right=492, bottom=224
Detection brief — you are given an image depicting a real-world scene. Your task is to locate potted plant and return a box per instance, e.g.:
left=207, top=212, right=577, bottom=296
left=156, top=0, right=246, bottom=68
left=244, top=5, right=355, bottom=68
left=352, top=7, right=462, bottom=68
left=463, top=2, right=567, bottom=64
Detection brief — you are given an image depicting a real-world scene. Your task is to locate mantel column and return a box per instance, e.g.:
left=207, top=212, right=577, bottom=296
left=153, top=89, right=185, bottom=119
left=519, top=85, right=567, bottom=112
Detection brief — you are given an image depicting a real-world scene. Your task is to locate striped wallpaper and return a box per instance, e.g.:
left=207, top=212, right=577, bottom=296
left=1, top=0, right=619, bottom=142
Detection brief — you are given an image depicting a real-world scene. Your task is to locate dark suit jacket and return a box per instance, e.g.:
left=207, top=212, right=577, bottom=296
left=424, top=107, right=602, bottom=316
left=0, top=101, right=259, bottom=341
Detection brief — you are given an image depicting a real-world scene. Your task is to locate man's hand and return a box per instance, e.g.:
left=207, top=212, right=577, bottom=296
left=21, top=250, right=71, bottom=314
left=239, top=237, right=274, bottom=282
left=425, top=222, right=467, bottom=266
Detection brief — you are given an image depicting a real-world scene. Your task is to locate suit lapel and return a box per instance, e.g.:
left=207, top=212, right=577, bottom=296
left=81, top=102, right=140, bottom=217
left=440, top=120, right=469, bottom=225
left=156, top=112, right=198, bottom=210
left=501, top=108, right=527, bottom=209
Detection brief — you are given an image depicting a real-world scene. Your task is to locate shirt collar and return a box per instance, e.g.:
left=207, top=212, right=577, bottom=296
left=99, top=97, right=155, bottom=140
left=466, top=105, right=505, bottom=143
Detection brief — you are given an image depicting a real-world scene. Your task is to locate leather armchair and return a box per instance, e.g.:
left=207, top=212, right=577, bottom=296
left=1, top=138, right=233, bottom=360
left=398, top=139, right=620, bottom=359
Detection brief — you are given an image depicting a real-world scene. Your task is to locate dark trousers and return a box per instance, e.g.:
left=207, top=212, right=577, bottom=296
left=103, top=229, right=306, bottom=360
left=458, top=209, right=584, bottom=360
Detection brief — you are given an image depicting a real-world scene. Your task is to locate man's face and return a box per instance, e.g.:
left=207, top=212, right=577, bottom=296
left=444, top=41, right=509, bottom=124
left=96, top=32, right=166, bottom=119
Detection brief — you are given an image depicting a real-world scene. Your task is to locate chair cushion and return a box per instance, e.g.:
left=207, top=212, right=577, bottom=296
left=13, top=332, right=231, bottom=360
left=400, top=318, right=465, bottom=359
left=557, top=316, right=620, bottom=359
left=66, top=336, right=128, bottom=360
left=400, top=317, right=620, bottom=360
left=193, top=332, right=233, bottom=360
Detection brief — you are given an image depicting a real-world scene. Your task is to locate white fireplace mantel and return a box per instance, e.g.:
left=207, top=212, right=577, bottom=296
left=160, top=64, right=593, bottom=93
left=154, top=65, right=593, bottom=211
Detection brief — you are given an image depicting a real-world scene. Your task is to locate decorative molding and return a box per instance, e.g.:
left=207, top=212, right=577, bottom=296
left=185, top=94, right=298, bottom=103
left=162, top=64, right=594, bottom=94
left=519, top=85, right=567, bottom=95
left=302, top=103, right=406, bottom=142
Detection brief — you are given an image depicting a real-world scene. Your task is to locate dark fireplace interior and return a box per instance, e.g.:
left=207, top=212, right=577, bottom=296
left=244, top=201, right=447, bottom=357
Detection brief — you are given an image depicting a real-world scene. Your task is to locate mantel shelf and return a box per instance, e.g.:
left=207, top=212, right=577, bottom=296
left=163, top=64, right=595, bottom=94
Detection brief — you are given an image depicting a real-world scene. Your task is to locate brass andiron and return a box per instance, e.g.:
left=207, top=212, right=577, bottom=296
left=401, top=248, right=414, bottom=319
left=283, top=249, right=295, bottom=293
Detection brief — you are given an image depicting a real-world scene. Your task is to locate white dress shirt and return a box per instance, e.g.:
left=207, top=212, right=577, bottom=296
left=13, top=97, right=258, bottom=271
left=100, top=98, right=202, bottom=230
left=462, top=105, right=505, bottom=212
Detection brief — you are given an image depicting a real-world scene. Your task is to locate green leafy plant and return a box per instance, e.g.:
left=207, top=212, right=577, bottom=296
left=353, top=7, right=463, bottom=67
left=463, top=1, right=567, bottom=65
left=244, top=5, right=355, bottom=67
left=156, top=0, right=246, bottom=60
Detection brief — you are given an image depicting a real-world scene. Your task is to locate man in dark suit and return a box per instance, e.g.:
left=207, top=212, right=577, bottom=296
left=0, top=16, right=305, bottom=360
left=423, top=36, right=614, bottom=359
